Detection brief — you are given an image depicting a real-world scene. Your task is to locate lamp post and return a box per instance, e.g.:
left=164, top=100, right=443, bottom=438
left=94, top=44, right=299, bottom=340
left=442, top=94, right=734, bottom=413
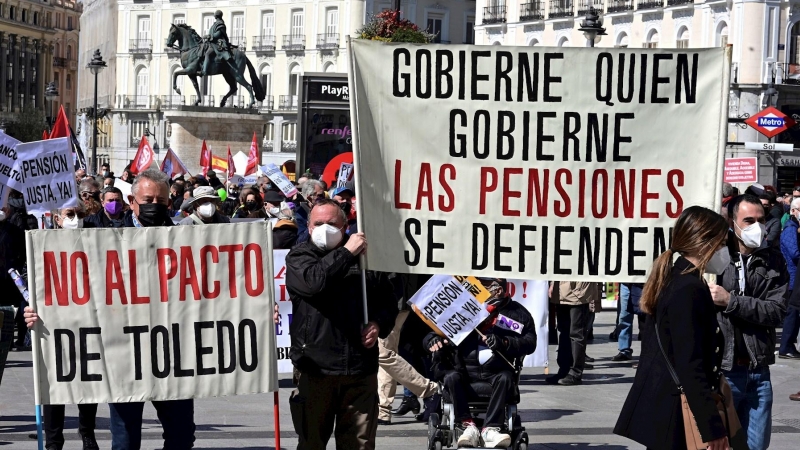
left=578, top=7, right=606, bottom=48
left=86, top=49, right=106, bottom=175
left=45, top=81, right=59, bottom=130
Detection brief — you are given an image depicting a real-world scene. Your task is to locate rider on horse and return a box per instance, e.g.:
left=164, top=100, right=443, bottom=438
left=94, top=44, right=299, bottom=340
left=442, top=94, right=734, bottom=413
left=200, top=10, right=234, bottom=77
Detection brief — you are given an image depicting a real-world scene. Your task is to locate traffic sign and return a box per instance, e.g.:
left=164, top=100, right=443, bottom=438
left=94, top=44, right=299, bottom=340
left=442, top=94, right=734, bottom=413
left=745, top=107, right=796, bottom=139
left=744, top=142, right=794, bottom=152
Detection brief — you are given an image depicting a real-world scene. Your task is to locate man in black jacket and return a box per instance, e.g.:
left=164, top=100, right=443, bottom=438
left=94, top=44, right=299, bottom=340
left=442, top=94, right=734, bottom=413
left=424, top=279, right=536, bottom=448
left=85, top=187, right=126, bottom=228
left=286, top=198, right=397, bottom=450
left=711, top=194, right=788, bottom=450
left=0, top=202, right=25, bottom=382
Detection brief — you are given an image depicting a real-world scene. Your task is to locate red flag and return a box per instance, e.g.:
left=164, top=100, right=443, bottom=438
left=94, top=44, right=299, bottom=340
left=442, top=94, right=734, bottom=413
left=42, top=129, right=49, bottom=140
left=245, top=132, right=259, bottom=176
left=130, top=136, right=155, bottom=175
left=200, top=140, right=212, bottom=176
left=160, top=148, right=190, bottom=178
left=49, top=105, right=70, bottom=139
left=227, top=145, right=235, bottom=179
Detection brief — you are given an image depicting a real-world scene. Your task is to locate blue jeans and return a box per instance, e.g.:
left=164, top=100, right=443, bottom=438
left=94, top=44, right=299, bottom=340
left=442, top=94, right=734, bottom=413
left=109, top=399, right=195, bottom=450
left=779, top=305, right=800, bottom=354
left=724, top=365, right=772, bottom=450
left=617, top=284, right=633, bottom=355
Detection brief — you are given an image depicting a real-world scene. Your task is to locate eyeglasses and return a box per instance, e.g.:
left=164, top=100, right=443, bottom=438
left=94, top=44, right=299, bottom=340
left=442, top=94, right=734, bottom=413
left=61, top=211, right=86, bottom=219
left=80, top=191, right=98, bottom=199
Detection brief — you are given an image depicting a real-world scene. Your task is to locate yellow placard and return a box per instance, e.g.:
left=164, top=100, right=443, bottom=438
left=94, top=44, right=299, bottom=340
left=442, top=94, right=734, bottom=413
left=454, top=276, right=492, bottom=303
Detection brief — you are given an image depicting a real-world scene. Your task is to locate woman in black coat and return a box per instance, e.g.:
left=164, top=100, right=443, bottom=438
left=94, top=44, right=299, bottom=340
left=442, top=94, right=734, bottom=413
left=615, top=206, right=740, bottom=450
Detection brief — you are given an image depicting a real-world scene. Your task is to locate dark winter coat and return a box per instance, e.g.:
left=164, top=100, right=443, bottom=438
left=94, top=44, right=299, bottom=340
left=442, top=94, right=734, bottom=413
left=0, top=220, right=26, bottom=307
left=286, top=239, right=397, bottom=376
left=85, top=210, right=126, bottom=228
left=615, top=257, right=728, bottom=450
left=272, top=219, right=298, bottom=249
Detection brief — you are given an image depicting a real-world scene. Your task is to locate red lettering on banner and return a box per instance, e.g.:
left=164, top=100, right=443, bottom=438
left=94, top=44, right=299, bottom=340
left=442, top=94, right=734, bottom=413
left=526, top=168, right=549, bottom=217
left=667, top=169, right=685, bottom=218
left=614, top=169, right=636, bottom=219
left=416, top=163, right=434, bottom=211
left=244, top=243, right=264, bottom=296
left=479, top=167, right=498, bottom=214
left=69, top=252, right=89, bottom=305
left=200, top=245, right=221, bottom=299
left=502, top=168, right=523, bottom=217
left=179, top=246, right=201, bottom=301
left=105, top=250, right=128, bottom=305
left=157, top=248, right=178, bottom=302
left=219, top=244, right=243, bottom=298
left=274, top=266, right=286, bottom=279
left=439, top=164, right=456, bottom=212
left=592, top=170, right=609, bottom=218
left=578, top=169, right=587, bottom=218
left=641, top=169, right=661, bottom=219
left=278, top=284, right=288, bottom=301
left=44, top=251, right=68, bottom=306
left=128, top=250, right=150, bottom=304
left=394, top=160, right=411, bottom=209
left=554, top=169, right=571, bottom=218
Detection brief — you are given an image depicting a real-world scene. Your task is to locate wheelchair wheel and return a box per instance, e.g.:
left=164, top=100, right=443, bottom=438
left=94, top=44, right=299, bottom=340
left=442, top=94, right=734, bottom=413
left=516, top=443, right=527, bottom=450
left=428, top=413, right=442, bottom=450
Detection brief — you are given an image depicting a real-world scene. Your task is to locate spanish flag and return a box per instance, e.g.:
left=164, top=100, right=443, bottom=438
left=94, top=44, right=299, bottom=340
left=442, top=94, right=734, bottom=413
left=211, top=154, right=228, bottom=171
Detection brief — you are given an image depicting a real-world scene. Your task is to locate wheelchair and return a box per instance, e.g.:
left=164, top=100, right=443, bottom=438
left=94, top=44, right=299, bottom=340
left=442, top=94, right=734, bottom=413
left=426, top=358, right=529, bottom=450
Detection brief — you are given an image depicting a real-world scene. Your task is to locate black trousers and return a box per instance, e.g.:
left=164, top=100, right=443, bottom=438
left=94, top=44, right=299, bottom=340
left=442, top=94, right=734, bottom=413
left=441, top=370, right=514, bottom=427
left=44, top=403, right=98, bottom=448
left=556, top=303, right=591, bottom=378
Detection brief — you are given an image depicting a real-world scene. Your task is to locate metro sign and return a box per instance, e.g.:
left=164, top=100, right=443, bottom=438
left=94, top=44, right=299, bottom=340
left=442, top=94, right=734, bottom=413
left=745, top=107, right=796, bottom=139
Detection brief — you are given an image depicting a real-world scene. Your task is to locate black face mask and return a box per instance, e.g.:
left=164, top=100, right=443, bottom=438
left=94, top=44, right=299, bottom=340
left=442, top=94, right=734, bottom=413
left=136, top=202, right=169, bottom=227
left=340, top=201, right=352, bottom=215
left=246, top=201, right=259, bottom=211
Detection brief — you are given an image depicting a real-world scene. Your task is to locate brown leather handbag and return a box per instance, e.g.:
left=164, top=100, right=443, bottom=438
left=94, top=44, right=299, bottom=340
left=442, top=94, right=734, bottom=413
left=656, top=323, right=743, bottom=449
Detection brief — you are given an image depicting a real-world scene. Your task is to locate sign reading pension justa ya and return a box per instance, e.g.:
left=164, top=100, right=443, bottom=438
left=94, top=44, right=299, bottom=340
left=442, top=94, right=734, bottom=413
left=348, top=41, right=729, bottom=282
left=27, top=222, right=278, bottom=405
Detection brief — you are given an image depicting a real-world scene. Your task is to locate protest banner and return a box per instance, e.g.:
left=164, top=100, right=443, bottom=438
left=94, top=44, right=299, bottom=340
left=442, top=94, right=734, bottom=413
left=348, top=41, right=729, bottom=282
left=260, top=164, right=298, bottom=198
left=336, top=163, right=354, bottom=188
left=229, top=174, right=259, bottom=187
left=0, top=131, right=21, bottom=188
left=27, top=222, right=279, bottom=405
left=10, top=137, right=78, bottom=214
left=408, top=275, right=492, bottom=345
left=506, top=280, right=548, bottom=368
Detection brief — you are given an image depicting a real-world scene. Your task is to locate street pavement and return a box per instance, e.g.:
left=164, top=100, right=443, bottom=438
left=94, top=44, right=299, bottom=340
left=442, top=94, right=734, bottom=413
left=1, top=311, right=798, bottom=449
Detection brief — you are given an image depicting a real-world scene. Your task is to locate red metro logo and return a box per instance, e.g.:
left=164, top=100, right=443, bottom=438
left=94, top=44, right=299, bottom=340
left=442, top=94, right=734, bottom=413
left=745, top=107, right=796, bottom=139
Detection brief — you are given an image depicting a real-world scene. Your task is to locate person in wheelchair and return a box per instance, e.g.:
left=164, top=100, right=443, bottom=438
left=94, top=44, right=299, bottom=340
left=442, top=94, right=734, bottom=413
left=423, top=278, right=536, bottom=448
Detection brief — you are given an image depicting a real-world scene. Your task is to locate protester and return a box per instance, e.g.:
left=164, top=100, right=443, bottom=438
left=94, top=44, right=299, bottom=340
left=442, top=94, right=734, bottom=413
left=193, top=174, right=209, bottom=188
left=722, top=182, right=738, bottom=206
left=264, top=190, right=286, bottom=222
left=615, top=206, right=741, bottom=450
left=0, top=200, right=26, bottom=379
left=179, top=196, right=194, bottom=218
left=286, top=199, right=397, bottom=450
left=179, top=186, right=231, bottom=225
left=170, top=183, right=185, bottom=216
left=119, top=167, right=134, bottom=183
left=424, top=278, right=536, bottom=448
left=75, top=168, right=86, bottom=184
left=788, top=270, right=800, bottom=401
left=779, top=197, right=800, bottom=359
left=85, top=187, right=126, bottom=228
left=103, top=176, right=115, bottom=188
left=611, top=283, right=635, bottom=361
left=271, top=203, right=299, bottom=249
left=220, top=184, right=240, bottom=217
left=759, top=193, right=781, bottom=248
left=234, top=187, right=266, bottom=219
left=715, top=194, right=788, bottom=450
left=547, top=282, right=599, bottom=386
left=6, top=190, right=36, bottom=231
left=332, top=184, right=358, bottom=234
left=301, top=179, right=325, bottom=204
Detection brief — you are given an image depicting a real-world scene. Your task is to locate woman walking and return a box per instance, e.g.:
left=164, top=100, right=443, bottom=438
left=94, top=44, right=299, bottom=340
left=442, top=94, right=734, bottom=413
left=615, top=206, right=744, bottom=450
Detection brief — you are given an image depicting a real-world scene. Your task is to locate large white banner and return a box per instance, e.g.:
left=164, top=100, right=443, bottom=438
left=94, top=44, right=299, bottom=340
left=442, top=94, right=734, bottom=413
left=349, top=41, right=729, bottom=282
left=507, top=280, right=548, bottom=368
left=27, top=222, right=278, bottom=405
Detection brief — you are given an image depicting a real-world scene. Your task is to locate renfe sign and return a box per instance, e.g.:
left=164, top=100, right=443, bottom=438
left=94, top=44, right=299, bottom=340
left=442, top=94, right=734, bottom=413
left=724, top=157, right=758, bottom=183
left=745, top=107, right=796, bottom=139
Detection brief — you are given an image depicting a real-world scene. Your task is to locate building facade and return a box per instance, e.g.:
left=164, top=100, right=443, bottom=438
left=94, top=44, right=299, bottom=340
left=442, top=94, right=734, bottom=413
left=0, top=0, right=80, bottom=131
left=475, top=0, right=800, bottom=190
left=78, top=0, right=476, bottom=174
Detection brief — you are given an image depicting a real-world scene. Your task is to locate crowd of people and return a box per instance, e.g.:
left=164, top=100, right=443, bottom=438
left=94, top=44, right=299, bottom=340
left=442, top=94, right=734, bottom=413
left=1, top=164, right=799, bottom=450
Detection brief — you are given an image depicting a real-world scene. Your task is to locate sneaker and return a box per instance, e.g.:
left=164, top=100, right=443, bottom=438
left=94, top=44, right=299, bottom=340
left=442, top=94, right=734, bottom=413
left=612, top=352, right=632, bottom=362
left=778, top=352, right=800, bottom=360
left=545, top=374, right=566, bottom=385
left=585, top=355, right=595, bottom=363
left=392, top=396, right=421, bottom=416
left=557, top=374, right=582, bottom=386
left=584, top=363, right=594, bottom=370
left=81, top=433, right=99, bottom=450
left=790, top=392, right=800, bottom=401
left=457, top=422, right=481, bottom=448
left=481, top=427, right=512, bottom=448
left=377, top=418, right=391, bottom=425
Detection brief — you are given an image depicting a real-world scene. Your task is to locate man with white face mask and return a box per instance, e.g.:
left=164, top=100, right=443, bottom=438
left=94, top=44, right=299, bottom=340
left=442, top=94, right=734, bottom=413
left=709, top=194, right=788, bottom=450
left=52, top=204, right=94, bottom=229
left=178, top=186, right=230, bottom=225
left=286, top=198, right=398, bottom=450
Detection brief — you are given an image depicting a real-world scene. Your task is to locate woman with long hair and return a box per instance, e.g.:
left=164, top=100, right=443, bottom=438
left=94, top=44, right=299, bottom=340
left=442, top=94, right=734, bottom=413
left=615, top=206, right=742, bottom=450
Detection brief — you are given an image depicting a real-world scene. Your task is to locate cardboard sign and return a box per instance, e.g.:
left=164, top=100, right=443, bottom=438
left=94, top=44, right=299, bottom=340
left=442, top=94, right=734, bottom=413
left=336, top=163, right=354, bottom=188
left=115, top=179, right=132, bottom=205
left=11, top=138, right=78, bottom=214
left=0, top=131, right=22, bottom=188
left=260, top=164, right=298, bottom=198
left=28, top=222, right=279, bottom=405
left=348, top=41, right=729, bottom=281
left=408, top=275, right=491, bottom=345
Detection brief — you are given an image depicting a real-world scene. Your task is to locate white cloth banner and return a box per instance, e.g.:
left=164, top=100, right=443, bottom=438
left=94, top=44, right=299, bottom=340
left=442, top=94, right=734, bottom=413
left=348, top=41, right=729, bottom=282
left=0, top=131, right=21, bottom=188
left=28, top=222, right=279, bottom=405
left=10, top=137, right=78, bottom=214
left=507, top=280, right=549, bottom=368
left=261, top=164, right=298, bottom=198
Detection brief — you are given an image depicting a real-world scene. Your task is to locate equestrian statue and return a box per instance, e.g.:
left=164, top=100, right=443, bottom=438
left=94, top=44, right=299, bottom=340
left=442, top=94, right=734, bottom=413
left=165, top=11, right=266, bottom=108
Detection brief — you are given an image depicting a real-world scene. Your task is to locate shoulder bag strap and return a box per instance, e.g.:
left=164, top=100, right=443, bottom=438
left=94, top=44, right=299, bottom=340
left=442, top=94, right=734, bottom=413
left=655, top=317, right=684, bottom=393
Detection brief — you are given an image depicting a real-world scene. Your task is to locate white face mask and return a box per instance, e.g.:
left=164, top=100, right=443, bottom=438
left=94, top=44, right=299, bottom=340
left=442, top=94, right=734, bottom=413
left=735, top=222, right=766, bottom=249
left=267, top=206, right=280, bottom=217
left=0, top=210, right=6, bottom=222
left=705, top=247, right=731, bottom=275
left=795, top=212, right=800, bottom=221
left=61, top=216, right=83, bottom=229
left=311, top=224, right=343, bottom=251
left=196, top=203, right=216, bottom=219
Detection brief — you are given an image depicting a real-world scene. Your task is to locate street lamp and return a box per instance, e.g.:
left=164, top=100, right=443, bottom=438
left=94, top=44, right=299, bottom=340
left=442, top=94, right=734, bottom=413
left=578, top=7, right=606, bottom=48
left=45, top=81, right=59, bottom=130
left=86, top=49, right=106, bottom=175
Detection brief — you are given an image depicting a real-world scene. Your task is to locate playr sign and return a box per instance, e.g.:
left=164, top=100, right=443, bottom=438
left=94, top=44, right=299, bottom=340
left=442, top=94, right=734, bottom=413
left=307, top=80, right=349, bottom=102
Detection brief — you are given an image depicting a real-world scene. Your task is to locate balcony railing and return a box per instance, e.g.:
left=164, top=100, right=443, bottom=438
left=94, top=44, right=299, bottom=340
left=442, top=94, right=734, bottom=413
left=666, top=0, right=693, bottom=5
left=281, top=140, right=297, bottom=152
left=317, top=33, right=340, bottom=49
left=608, top=0, right=634, bottom=12
left=483, top=6, right=507, bottom=24
left=282, top=35, right=305, bottom=51
left=520, top=2, right=545, bottom=21
left=165, top=45, right=180, bottom=56
left=190, top=95, right=216, bottom=107
left=577, top=0, right=604, bottom=15
left=260, top=96, right=274, bottom=111
left=122, top=95, right=151, bottom=109
left=223, top=96, right=246, bottom=108
left=278, top=95, right=298, bottom=110
left=252, top=35, right=276, bottom=52
left=230, top=33, right=246, bottom=49
left=53, top=56, right=67, bottom=67
left=637, top=0, right=663, bottom=9
left=130, top=39, right=153, bottom=54
left=159, top=95, right=184, bottom=109
left=549, top=1, right=574, bottom=18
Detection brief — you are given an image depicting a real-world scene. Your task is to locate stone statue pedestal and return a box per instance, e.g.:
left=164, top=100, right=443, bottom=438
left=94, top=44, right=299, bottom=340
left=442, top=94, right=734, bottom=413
left=165, top=106, right=264, bottom=175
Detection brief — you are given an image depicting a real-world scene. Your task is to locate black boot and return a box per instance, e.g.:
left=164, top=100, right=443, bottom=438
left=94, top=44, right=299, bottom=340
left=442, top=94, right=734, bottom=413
left=392, top=396, right=421, bottom=417
left=415, top=393, right=441, bottom=422
left=80, top=432, right=99, bottom=450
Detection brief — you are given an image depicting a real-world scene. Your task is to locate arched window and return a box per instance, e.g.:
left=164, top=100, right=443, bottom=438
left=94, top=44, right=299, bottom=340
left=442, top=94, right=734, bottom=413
left=135, top=67, right=149, bottom=107
left=323, top=62, right=336, bottom=73
left=645, top=29, right=659, bottom=48
left=790, top=22, right=800, bottom=65
left=54, top=43, right=61, bottom=58
left=616, top=32, right=629, bottom=48
left=558, top=36, right=570, bottom=47
left=676, top=26, right=689, bottom=49
left=528, top=38, right=539, bottom=47
left=288, top=63, right=301, bottom=98
left=260, top=64, right=272, bottom=99
left=716, top=21, right=728, bottom=47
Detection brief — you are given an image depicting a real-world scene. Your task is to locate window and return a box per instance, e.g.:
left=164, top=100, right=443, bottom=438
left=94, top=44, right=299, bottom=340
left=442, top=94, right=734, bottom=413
left=231, top=13, right=245, bottom=46
left=767, top=8, right=776, bottom=58
left=558, top=36, right=570, bottom=47
left=282, top=122, right=297, bottom=142
left=33, top=12, right=38, bottom=26
left=616, top=32, right=629, bottom=48
left=260, top=65, right=272, bottom=98
left=289, top=63, right=301, bottom=98
left=173, top=14, right=186, bottom=25
left=427, top=15, right=443, bottom=43
left=529, top=38, right=539, bottom=47
left=9, top=6, right=15, bottom=21
left=326, top=8, right=339, bottom=35
left=138, top=16, right=151, bottom=42
left=66, top=74, right=72, bottom=90
left=55, top=43, right=61, bottom=58
left=136, top=67, right=149, bottom=106
left=54, top=72, right=59, bottom=91
left=465, top=19, right=475, bottom=45
left=716, top=22, right=728, bottom=47
left=323, top=62, right=336, bottom=73
left=22, top=9, right=26, bottom=23
left=291, top=10, right=304, bottom=37
left=676, top=27, right=689, bottom=49
left=261, top=11, right=275, bottom=37
left=67, top=16, right=73, bottom=30
left=202, top=14, right=214, bottom=35
left=644, top=29, right=659, bottom=48
left=66, top=45, right=72, bottom=60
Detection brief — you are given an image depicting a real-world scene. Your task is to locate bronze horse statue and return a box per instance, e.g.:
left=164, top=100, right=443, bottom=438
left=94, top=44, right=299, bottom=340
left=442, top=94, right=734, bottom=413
left=165, top=23, right=266, bottom=108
